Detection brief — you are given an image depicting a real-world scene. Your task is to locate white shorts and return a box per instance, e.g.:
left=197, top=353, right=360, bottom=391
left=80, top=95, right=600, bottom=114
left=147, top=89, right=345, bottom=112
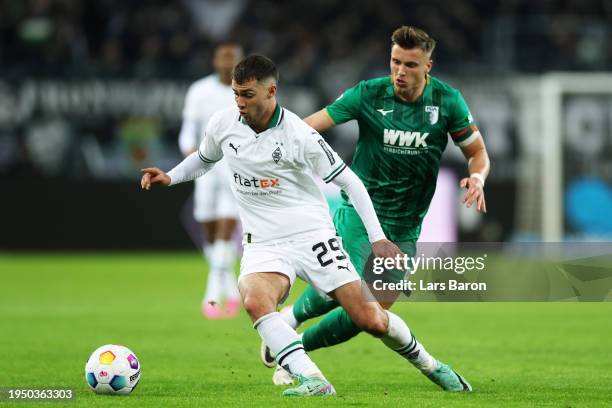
left=239, top=229, right=361, bottom=297
left=193, top=159, right=239, bottom=222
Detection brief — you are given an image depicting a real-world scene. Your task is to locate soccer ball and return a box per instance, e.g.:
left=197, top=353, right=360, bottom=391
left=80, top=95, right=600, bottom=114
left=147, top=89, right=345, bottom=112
left=85, top=344, right=141, bottom=394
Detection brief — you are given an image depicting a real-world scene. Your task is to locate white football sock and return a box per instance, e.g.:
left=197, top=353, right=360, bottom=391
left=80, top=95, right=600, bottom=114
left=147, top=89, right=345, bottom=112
left=381, top=311, right=437, bottom=374
left=213, top=240, right=240, bottom=300
left=203, top=241, right=227, bottom=305
left=222, top=269, right=240, bottom=300
left=280, top=305, right=300, bottom=329
left=203, top=244, right=213, bottom=263
left=203, top=268, right=224, bottom=305
left=254, top=312, right=324, bottom=379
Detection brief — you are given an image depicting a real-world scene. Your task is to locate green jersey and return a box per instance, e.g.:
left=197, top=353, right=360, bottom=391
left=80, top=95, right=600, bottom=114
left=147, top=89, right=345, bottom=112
left=326, top=75, right=478, bottom=241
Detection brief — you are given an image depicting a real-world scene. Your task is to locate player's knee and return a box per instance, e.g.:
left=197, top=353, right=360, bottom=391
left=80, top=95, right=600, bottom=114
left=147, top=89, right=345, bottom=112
left=242, top=295, right=274, bottom=320
left=353, top=309, right=388, bottom=337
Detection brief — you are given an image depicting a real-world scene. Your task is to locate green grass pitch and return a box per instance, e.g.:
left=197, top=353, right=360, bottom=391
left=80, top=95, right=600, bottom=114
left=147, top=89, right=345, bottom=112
left=1, top=252, right=611, bottom=407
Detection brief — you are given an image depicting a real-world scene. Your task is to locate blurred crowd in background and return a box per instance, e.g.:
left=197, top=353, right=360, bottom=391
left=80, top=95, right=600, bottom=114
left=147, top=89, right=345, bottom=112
left=2, top=0, right=611, bottom=82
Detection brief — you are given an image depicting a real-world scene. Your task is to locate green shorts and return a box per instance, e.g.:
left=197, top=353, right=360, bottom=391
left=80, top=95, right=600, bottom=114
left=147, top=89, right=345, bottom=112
left=333, top=204, right=417, bottom=285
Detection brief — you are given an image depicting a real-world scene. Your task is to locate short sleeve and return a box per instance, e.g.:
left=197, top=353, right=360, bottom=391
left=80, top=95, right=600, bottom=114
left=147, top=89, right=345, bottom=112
left=197, top=113, right=223, bottom=163
left=304, top=131, right=347, bottom=183
left=448, top=90, right=479, bottom=147
left=325, top=81, right=364, bottom=125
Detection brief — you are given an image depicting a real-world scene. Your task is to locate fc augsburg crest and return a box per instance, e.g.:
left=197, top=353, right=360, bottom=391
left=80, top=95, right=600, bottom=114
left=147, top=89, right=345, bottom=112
left=425, top=106, right=439, bottom=125
left=272, top=147, right=282, bottom=163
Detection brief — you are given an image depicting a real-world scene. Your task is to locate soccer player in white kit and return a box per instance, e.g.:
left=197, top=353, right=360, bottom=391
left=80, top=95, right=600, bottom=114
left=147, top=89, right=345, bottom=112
left=141, top=55, right=454, bottom=396
left=178, top=43, right=243, bottom=319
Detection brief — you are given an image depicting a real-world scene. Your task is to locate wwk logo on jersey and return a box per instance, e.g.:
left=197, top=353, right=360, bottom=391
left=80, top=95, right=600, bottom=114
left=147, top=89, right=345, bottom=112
left=234, top=173, right=280, bottom=188
left=383, top=129, right=429, bottom=155
left=383, top=129, right=429, bottom=147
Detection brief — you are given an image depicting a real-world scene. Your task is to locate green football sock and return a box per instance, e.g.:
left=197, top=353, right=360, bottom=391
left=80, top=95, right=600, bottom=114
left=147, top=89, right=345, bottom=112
left=302, top=307, right=361, bottom=352
left=292, top=284, right=338, bottom=322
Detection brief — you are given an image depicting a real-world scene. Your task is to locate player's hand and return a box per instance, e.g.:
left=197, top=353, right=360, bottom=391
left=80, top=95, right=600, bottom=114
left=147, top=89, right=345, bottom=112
left=372, top=239, right=405, bottom=266
left=140, top=167, right=171, bottom=190
left=460, top=176, right=487, bottom=213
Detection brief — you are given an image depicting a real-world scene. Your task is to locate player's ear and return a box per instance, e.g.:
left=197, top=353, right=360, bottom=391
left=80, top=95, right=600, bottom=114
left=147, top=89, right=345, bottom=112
left=426, top=59, right=433, bottom=73
left=268, top=83, right=277, bottom=98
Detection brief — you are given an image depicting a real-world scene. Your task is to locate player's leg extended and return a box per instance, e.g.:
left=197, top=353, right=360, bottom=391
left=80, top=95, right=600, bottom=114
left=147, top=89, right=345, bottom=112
left=302, top=239, right=416, bottom=351
left=291, top=204, right=367, bottom=324
left=240, top=272, right=334, bottom=396
left=331, top=281, right=471, bottom=392
left=290, top=205, right=370, bottom=323
left=292, top=285, right=339, bottom=323
left=297, top=205, right=373, bottom=351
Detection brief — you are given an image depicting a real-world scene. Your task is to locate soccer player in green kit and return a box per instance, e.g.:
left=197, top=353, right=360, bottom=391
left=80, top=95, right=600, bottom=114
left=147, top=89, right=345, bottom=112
left=263, top=26, right=489, bottom=391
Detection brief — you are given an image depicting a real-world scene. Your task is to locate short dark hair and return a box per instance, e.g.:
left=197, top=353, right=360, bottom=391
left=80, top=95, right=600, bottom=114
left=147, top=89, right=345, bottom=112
left=391, top=26, right=436, bottom=55
left=232, top=55, right=279, bottom=84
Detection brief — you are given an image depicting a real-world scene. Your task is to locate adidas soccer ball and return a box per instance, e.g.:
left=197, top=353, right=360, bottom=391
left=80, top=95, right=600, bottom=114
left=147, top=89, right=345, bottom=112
left=85, top=344, right=141, bottom=394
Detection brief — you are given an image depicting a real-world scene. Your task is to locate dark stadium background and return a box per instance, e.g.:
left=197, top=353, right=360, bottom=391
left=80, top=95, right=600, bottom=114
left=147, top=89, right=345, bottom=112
left=2, top=0, right=612, bottom=249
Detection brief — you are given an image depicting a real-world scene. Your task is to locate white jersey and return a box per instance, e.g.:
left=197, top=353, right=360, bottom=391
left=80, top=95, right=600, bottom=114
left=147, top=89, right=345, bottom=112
left=180, top=74, right=235, bottom=153
left=198, top=105, right=348, bottom=243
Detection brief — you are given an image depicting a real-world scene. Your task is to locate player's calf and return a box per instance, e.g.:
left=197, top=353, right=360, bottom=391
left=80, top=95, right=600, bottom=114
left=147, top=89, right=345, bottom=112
left=346, top=304, right=388, bottom=337
left=331, top=281, right=389, bottom=337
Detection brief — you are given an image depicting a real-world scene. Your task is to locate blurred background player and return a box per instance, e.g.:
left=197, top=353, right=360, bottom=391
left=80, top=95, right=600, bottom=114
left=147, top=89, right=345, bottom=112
left=178, top=42, right=244, bottom=319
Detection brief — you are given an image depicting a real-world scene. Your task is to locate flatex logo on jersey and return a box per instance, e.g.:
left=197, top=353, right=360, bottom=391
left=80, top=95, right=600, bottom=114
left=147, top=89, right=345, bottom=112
left=233, top=173, right=282, bottom=196
left=382, top=128, right=429, bottom=155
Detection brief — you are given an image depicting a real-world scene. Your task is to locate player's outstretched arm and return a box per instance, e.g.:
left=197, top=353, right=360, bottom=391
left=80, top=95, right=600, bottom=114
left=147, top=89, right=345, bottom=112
left=140, top=151, right=216, bottom=190
left=459, top=133, right=490, bottom=213
left=304, top=109, right=335, bottom=133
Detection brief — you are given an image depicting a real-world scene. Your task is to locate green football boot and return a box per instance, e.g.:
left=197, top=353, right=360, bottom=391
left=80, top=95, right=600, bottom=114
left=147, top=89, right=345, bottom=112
left=282, top=375, right=336, bottom=397
left=426, top=361, right=472, bottom=392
